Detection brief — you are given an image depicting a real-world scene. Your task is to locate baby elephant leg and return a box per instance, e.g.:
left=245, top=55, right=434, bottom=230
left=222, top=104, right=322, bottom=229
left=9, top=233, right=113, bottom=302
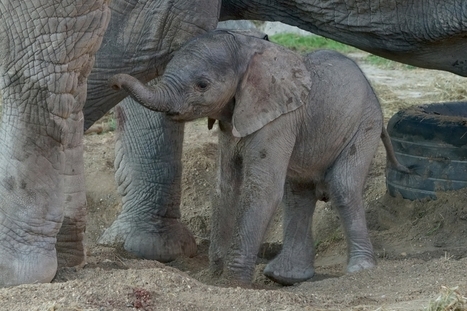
left=326, top=132, right=379, bottom=273
left=263, top=180, right=316, bottom=285
left=209, top=131, right=241, bottom=276
left=221, top=123, right=296, bottom=284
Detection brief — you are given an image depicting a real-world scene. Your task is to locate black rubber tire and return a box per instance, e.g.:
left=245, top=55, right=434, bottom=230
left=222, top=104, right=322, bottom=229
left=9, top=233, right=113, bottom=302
left=386, top=101, right=467, bottom=200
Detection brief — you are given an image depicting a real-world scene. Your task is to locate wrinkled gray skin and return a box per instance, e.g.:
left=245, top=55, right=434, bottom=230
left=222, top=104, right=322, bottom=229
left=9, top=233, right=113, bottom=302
left=109, top=30, right=410, bottom=285
left=222, top=1, right=467, bottom=77
left=84, top=0, right=220, bottom=264
left=1, top=0, right=466, bottom=287
left=0, top=0, right=220, bottom=287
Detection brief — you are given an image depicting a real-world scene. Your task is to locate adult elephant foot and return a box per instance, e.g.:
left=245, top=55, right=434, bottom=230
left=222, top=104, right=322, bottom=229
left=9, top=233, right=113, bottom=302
left=347, top=255, right=376, bottom=273
left=56, top=216, right=86, bottom=267
left=263, top=253, right=315, bottom=286
left=0, top=204, right=59, bottom=287
left=0, top=244, right=58, bottom=287
left=0, top=154, right=64, bottom=287
left=98, top=216, right=196, bottom=262
left=96, top=99, right=196, bottom=262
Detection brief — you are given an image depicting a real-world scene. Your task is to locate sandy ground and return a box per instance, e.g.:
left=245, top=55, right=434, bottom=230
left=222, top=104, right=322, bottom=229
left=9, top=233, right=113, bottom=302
left=1, top=53, right=467, bottom=311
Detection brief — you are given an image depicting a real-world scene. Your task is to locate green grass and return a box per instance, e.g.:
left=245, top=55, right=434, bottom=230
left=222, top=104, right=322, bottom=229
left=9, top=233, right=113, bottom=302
left=107, top=117, right=117, bottom=132
left=365, top=54, right=416, bottom=70
left=269, top=33, right=358, bottom=54
left=270, top=33, right=416, bottom=70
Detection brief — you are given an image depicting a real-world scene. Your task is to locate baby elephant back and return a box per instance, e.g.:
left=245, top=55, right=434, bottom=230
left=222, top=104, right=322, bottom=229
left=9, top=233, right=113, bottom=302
left=304, top=49, right=380, bottom=124
left=297, top=50, right=383, bottom=160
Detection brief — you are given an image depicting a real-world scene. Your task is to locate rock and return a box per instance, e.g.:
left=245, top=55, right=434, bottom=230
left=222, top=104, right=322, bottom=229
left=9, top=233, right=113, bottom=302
left=217, top=20, right=257, bottom=30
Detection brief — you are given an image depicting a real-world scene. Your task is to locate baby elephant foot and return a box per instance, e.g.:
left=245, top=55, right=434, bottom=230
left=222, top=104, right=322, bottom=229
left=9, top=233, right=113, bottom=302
left=98, top=216, right=197, bottom=262
left=263, top=254, right=315, bottom=285
left=347, top=255, right=376, bottom=273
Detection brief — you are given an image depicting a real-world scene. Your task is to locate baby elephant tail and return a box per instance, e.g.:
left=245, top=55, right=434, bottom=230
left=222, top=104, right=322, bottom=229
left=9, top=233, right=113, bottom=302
left=381, top=126, right=413, bottom=174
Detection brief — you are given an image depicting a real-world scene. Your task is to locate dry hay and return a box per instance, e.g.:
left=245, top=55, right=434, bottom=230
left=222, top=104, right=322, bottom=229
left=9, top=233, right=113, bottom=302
left=371, top=72, right=467, bottom=122
left=427, top=286, right=467, bottom=311
left=430, top=79, right=467, bottom=103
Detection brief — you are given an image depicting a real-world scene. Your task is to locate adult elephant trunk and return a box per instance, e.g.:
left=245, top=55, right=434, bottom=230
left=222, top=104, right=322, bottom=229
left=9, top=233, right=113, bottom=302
left=109, top=74, right=176, bottom=114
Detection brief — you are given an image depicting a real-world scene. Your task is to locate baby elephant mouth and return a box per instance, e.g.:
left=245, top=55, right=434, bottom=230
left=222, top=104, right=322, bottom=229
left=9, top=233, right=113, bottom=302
left=165, top=110, right=200, bottom=123
left=165, top=111, right=187, bottom=123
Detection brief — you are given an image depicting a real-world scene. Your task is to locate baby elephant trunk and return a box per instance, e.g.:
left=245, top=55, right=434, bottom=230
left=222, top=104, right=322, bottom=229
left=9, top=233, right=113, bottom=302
left=108, top=73, right=175, bottom=114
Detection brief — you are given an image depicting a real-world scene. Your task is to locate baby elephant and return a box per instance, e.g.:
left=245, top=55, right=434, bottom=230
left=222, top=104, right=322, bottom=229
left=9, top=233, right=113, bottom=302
left=109, top=29, right=408, bottom=285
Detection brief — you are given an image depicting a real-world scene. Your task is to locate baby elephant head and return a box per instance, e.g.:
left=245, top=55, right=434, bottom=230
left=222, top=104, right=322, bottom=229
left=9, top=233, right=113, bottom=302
left=109, top=29, right=311, bottom=137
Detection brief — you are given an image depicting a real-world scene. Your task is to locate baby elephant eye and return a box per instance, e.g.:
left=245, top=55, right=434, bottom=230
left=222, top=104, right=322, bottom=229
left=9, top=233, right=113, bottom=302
left=195, top=80, right=209, bottom=91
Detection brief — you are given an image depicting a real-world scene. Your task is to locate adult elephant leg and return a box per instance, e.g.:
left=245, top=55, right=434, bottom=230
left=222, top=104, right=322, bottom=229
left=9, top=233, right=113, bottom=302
left=0, top=1, right=110, bottom=286
left=56, top=133, right=87, bottom=267
left=98, top=97, right=196, bottom=262
left=84, top=0, right=220, bottom=261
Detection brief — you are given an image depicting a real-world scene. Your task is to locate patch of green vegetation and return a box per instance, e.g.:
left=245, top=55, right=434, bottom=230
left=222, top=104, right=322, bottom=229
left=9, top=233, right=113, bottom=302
left=270, top=33, right=416, bottom=71
left=269, top=33, right=357, bottom=54
left=107, top=117, right=117, bottom=132
left=364, top=54, right=416, bottom=70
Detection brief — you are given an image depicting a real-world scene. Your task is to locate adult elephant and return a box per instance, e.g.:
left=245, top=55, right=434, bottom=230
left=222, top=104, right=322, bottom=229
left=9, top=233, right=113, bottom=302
left=0, top=0, right=219, bottom=287
left=221, top=1, right=467, bottom=77
left=0, top=0, right=466, bottom=287
left=82, top=0, right=220, bottom=264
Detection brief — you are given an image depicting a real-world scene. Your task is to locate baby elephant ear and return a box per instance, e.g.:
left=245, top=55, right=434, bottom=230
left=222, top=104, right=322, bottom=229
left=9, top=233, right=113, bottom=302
left=232, top=46, right=311, bottom=137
